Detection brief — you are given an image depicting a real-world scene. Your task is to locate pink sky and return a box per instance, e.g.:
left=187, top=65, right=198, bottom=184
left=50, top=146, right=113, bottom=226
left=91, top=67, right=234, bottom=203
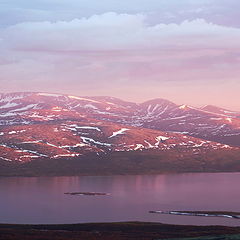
left=0, top=1, right=240, bottom=110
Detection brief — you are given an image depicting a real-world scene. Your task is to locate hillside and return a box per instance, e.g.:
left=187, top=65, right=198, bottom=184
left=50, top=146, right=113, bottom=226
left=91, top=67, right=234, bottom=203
left=1, top=222, right=240, bottom=240
left=0, top=92, right=239, bottom=176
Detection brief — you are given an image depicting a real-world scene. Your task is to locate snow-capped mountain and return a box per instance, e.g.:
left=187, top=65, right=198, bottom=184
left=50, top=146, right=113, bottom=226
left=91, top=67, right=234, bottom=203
left=138, top=102, right=240, bottom=147
left=0, top=92, right=240, bottom=175
left=0, top=92, right=239, bottom=147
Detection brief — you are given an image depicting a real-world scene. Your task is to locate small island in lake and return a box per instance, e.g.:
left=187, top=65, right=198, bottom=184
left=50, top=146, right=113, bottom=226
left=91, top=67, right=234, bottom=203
left=64, top=192, right=110, bottom=196
left=149, top=211, right=240, bottom=219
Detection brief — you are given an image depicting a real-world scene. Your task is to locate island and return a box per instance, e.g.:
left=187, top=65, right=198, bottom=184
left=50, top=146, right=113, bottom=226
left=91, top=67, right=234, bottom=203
left=149, top=210, right=240, bottom=219
left=64, top=192, right=110, bottom=196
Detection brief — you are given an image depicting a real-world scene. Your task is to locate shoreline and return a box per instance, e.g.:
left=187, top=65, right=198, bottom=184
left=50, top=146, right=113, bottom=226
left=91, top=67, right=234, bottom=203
left=1, top=221, right=240, bottom=240
left=1, top=171, right=240, bottom=178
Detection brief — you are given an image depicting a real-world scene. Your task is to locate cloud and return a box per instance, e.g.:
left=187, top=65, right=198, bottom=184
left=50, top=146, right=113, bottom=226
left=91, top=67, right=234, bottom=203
left=2, top=0, right=240, bottom=29
left=0, top=12, right=240, bottom=109
left=1, top=13, right=240, bottom=53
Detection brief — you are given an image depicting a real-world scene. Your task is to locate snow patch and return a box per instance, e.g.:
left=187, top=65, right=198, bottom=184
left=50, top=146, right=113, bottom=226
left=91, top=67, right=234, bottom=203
left=38, top=93, right=63, bottom=97
left=68, top=96, right=100, bottom=103
left=134, top=144, right=144, bottom=150
left=109, top=128, right=129, bottom=138
left=179, top=105, right=188, bottom=110
left=10, top=104, right=39, bottom=112
left=155, top=136, right=169, bottom=146
left=84, top=104, right=98, bottom=109
left=0, top=102, right=19, bottom=109
left=81, top=137, right=111, bottom=147
left=76, top=126, right=101, bottom=131
left=53, top=153, right=81, bottom=158
left=226, top=117, right=232, bottom=123
left=61, top=143, right=88, bottom=148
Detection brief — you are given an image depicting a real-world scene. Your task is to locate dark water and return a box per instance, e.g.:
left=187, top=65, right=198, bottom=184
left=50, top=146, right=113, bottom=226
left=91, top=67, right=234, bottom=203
left=0, top=173, right=240, bottom=226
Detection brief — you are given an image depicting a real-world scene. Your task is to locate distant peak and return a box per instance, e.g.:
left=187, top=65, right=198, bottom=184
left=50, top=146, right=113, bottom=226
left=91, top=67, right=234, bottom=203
left=201, top=105, right=218, bottom=110
left=141, top=98, right=176, bottom=106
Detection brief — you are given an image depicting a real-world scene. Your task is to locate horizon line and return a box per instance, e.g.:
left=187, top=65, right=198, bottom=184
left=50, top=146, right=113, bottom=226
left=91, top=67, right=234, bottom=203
left=0, top=91, right=239, bottom=112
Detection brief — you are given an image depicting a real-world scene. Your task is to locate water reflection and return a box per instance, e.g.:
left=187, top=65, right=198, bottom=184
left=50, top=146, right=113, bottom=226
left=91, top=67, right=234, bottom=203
left=0, top=173, right=240, bottom=226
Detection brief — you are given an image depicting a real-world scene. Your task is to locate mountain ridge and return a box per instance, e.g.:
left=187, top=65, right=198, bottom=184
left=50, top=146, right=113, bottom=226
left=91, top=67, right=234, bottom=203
left=1, top=91, right=239, bottom=145
left=1, top=91, right=239, bottom=112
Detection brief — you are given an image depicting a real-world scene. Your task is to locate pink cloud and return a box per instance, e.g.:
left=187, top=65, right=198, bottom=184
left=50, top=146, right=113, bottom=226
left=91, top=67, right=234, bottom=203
left=0, top=12, right=239, bottom=110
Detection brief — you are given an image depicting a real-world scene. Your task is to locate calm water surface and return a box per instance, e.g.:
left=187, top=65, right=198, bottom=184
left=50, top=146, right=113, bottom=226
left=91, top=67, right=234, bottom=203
left=0, top=173, right=240, bottom=226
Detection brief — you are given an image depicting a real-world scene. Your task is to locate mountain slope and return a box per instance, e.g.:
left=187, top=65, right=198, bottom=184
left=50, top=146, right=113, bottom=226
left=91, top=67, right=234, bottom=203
left=0, top=119, right=232, bottom=163
left=1, top=92, right=239, bottom=146
left=0, top=92, right=240, bottom=176
left=201, top=105, right=240, bottom=118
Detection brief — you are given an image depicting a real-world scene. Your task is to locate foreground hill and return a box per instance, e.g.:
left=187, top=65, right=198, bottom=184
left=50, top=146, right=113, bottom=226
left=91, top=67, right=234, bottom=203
left=1, top=119, right=240, bottom=176
left=0, top=92, right=239, bottom=176
left=1, top=222, right=240, bottom=240
left=0, top=120, right=233, bottom=162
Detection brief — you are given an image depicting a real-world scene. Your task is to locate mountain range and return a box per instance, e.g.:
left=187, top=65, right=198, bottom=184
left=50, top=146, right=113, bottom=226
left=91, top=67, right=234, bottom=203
left=0, top=92, right=239, bottom=176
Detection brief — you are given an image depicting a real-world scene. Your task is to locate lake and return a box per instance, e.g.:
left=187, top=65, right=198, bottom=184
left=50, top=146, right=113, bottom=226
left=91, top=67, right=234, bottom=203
left=0, top=173, right=240, bottom=226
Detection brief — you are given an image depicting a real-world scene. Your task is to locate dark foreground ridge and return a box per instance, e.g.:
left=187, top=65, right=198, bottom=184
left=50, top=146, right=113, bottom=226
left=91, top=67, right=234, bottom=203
left=1, top=222, right=240, bottom=240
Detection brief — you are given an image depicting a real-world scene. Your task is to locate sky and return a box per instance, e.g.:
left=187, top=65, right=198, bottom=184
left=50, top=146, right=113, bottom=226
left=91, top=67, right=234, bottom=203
left=0, top=0, right=240, bottom=110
